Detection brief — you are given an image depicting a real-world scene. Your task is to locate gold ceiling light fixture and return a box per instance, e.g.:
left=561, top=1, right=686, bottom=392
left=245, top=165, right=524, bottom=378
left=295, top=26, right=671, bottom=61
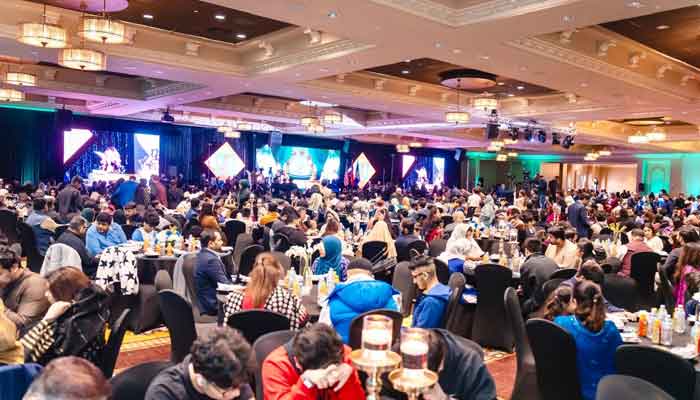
left=645, top=127, right=666, bottom=141
left=4, top=71, right=37, bottom=87
left=445, top=79, right=470, bottom=124
left=224, top=129, right=241, bottom=139
left=59, top=47, right=107, bottom=71
left=17, top=3, right=68, bottom=48
left=598, top=149, right=612, bottom=156
left=300, top=102, right=320, bottom=127
left=408, top=142, right=422, bottom=148
left=323, top=110, right=342, bottom=125
left=307, top=123, right=325, bottom=134
left=473, top=97, right=499, bottom=113
left=496, top=153, right=508, bottom=162
left=78, top=2, right=127, bottom=45
left=0, top=88, right=25, bottom=102
left=396, top=144, right=409, bottom=153
left=628, top=131, right=650, bottom=144
left=507, top=151, right=518, bottom=157
left=236, top=120, right=253, bottom=131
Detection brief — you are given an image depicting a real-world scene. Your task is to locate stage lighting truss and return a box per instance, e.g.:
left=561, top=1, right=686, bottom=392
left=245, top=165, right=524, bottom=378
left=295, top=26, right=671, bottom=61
left=537, top=129, right=547, bottom=143
left=551, top=131, right=561, bottom=145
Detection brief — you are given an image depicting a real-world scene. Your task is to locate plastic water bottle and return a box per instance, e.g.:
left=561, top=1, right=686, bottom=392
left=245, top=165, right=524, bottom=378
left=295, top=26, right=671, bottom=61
left=661, top=316, right=673, bottom=346
left=648, top=308, right=658, bottom=338
left=659, top=305, right=668, bottom=320
left=674, top=306, right=687, bottom=334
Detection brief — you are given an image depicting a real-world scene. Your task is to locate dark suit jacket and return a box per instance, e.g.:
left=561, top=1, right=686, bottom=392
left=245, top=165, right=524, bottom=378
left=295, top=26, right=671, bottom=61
left=56, top=186, right=82, bottom=222
left=567, top=201, right=590, bottom=238
left=57, top=230, right=92, bottom=275
left=194, top=249, right=232, bottom=316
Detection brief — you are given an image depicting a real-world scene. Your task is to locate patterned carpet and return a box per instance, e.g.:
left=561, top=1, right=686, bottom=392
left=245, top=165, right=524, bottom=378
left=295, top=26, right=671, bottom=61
left=115, top=331, right=517, bottom=398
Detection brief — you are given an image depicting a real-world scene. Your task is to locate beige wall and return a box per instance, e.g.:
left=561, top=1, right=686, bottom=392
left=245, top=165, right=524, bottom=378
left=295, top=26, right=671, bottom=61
left=559, top=163, right=637, bottom=193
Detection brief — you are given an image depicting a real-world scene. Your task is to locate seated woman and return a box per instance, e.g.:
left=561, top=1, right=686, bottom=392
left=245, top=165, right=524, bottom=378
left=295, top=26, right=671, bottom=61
left=674, top=242, right=700, bottom=306
left=312, top=235, right=349, bottom=281
left=541, top=285, right=575, bottom=320
left=438, top=240, right=467, bottom=275
left=198, top=203, right=220, bottom=232
left=554, top=281, right=623, bottom=400
left=447, top=224, right=484, bottom=261
left=223, top=253, right=308, bottom=330
left=359, top=220, right=397, bottom=260
left=0, top=299, right=23, bottom=366
left=20, top=267, right=110, bottom=366
left=643, top=223, right=664, bottom=253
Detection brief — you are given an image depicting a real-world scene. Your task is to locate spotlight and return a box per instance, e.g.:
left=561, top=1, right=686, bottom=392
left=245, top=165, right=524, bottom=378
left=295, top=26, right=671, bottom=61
left=561, top=135, right=575, bottom=149
left=509, top=127, right=519, bottom=141
left=161, top=108, right=175, bottom=123
left=524, top=127, right=533, bottom=142
left=552, top=132, right=561, bottom=145
left=537, top=129, right=547, bottom=143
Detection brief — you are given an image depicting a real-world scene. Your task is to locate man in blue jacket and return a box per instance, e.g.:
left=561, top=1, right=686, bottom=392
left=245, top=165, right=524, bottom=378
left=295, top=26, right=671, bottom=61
left=194, top=229, right=232, bottom=316
left=409, top=255, right=451, bottom=328
left=567, top=194, right=590, bottom=239
left=86, top=212, right=127, bottom=257
left=319, top=258, right=399, bottom=343
left=110, top=176, right=138, bottom=208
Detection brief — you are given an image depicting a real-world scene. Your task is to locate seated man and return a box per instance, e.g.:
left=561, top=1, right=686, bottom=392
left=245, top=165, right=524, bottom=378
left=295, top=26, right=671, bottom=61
left=262, top=323, right=365, bottom=400
left=57, top=216, right=93, bottom=276
left=85, top=212, right=127, bottom=257
left=22, top=356, right=110, bottom=400
left=618, top=228, right=653, bottom=277
left=319, top=258, right=399, bottom=343
left=520, top=238, right=558, bottom=313
left=0, top=243, right=49, bottom=333
left=132, top=210, right=160, bottom=243
left=195, top=229, right=232, bottom=316
left=561, top=260, right=624, bottom=313
left=409, top=255, right=451, bottom=328
left=146, top=327, right=253, bottom=400
left=25, top=197, right=58, bottom=257
left=394, top=219, right=420, bottom=251
left=544, top=226, right=578, bottom=269
left=385, top=329, right=497, bottom=400
left=274, top=206, right=308, bottom=247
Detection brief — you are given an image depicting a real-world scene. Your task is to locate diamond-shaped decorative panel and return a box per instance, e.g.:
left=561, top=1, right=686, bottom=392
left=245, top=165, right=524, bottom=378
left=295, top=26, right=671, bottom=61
left=353, top=152, right=376, bottom=189
left=204, top=142, right=244, bottom=179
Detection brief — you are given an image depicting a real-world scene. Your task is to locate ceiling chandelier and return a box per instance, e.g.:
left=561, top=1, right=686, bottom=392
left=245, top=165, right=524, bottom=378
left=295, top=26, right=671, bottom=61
left=496, top=153, right=508, bottom=162
left=323, top=110, right=342, bottom=125
left=445, top=79, right=470, bottom=124
left=0, top=88, right=25, bottom=102
left=628, top=132, right=650, bottom=144
left=4, top=72, right=37, bottom=86
left=77, top=0, right=126, bottom=44
left=224, top=129, right=241, bottom=139
left=236, top=121, right=252, bottom=131
left=59, top=47, right=107, bottom=71
left=409, top=142, right=422, bottom=148
left=646, top=128, right=666, bottom=141
left=307, top=123, right=325, bottom=134
left=507, top=151, right=518, bottom=158
left=17, top=3, right=68, bottom=48
left=396, top=144, right=409, bottom=153
left=598, top=149, right=612, bottom=156
left=473, top=97, right=498, bottom=112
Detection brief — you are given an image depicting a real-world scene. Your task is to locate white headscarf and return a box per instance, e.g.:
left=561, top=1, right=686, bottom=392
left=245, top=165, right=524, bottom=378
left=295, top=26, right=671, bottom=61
left=362, top=220, right=397, bottom=258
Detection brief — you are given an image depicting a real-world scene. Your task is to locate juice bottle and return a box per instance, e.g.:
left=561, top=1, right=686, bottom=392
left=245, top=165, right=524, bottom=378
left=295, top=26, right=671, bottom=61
left=637, top=311, right=647, bottom=337
left=143, top=238, right=150, bottom=252
left=166, top=243, right=173, bottom=256
left=652, top=318, right=662, bottom=344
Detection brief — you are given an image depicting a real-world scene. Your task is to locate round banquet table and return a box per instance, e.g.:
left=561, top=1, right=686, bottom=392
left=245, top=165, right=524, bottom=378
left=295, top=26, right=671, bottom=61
left=624, top=320, right=700, bottom=399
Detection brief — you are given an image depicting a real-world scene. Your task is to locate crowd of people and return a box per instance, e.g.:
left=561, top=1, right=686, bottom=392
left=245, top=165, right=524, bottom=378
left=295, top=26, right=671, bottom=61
left=0, top=171, right=698, bottom=400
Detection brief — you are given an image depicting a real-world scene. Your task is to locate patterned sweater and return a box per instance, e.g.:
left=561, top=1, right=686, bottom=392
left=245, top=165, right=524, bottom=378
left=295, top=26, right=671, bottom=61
left=223, top=286, right=309, bottom=330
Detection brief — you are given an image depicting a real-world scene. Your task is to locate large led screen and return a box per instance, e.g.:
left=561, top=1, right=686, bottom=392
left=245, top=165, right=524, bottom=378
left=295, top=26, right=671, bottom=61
left=256, top=145, right=341, bottom=187
left=134, top=133, right=160, bottom=179
left=402, top=155, right=445, bottom=187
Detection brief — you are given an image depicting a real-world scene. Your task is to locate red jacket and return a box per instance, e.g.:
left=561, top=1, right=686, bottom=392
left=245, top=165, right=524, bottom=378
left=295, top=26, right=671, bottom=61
left=261, top=345, right=365, bottom=400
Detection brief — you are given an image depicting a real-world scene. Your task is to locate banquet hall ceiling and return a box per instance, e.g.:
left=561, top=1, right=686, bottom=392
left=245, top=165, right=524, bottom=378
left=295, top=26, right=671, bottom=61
left=3, top=0, right=700, bottom=158
left=25, top=0, right=294, bottom=43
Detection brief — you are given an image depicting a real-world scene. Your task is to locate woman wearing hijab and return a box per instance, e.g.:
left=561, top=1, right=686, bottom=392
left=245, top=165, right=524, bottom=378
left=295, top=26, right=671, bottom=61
left=448, top=223, right=484, bottom=261
left=360, top=220, right=398, bottom=259
left=312, top=235, right=349, bottom=281
left=480, top=195, right=496, bottom=227
left=438, top=240, right=468, bottom=275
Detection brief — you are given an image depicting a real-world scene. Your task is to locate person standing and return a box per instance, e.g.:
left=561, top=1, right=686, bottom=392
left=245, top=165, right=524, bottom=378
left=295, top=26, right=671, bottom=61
left=567, top=195, right=591, bottom=239
left=56, top=176, right=83, bottom=223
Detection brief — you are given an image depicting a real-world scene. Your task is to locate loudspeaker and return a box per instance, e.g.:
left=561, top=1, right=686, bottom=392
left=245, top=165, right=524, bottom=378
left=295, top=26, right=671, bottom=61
left=454, top=149, right=462, bottom=161
left=486, top=123, right=499, bottom=139
left=342, top=139, right=351, bottom=153
left=269, top=131, right=283, bottom=147
left=638, top=182, right=645, bottom=192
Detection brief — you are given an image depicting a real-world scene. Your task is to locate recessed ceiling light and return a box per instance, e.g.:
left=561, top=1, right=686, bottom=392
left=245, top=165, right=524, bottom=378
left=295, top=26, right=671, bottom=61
left=319, top=68, right=329, bottom=73
left=434, top=42, right=442, bottom=48
left=401, top=70, right=410, bottom=74
left=479, top=55, right=490, bottom=60
left=507, top=93, right=515, bottom=97
left=517, top=85, right=525, bottom=90
left=497, top=82, right=505, bottom=86
left=580, top=82, right=589, bottom=87
left=236, top=33, right=247, bottom=39
left=404, top=59, right=412, bottom=63
left=562, top=15, right=573, bottom=22
left=656, top=25, right=670, bottom=30
left=194, top=9, right=199, bottom=13
left=327, top=11, right=338, bottom=18
left=626, top=1, right=644, bottom=8
left=452, top=49, right=462, bottom=54
left=214, top=13, right=226, bottom=21
left=143, top=13, right=154, bottom=20
left=154, top=70, right=163, bottom=74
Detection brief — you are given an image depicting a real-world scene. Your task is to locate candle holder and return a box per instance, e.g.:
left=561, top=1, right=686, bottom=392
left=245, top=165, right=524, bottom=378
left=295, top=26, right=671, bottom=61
left=388, top=328, right=438, bottom=400
left=388, top=368, right=438, bottom=400
left=349, top=349, right=400, bottom=400
left=350, top=314, right=400, bottom=400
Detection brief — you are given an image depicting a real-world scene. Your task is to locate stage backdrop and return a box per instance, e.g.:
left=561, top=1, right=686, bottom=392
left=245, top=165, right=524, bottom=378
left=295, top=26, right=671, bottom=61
left=0, top=106, right=460, bottom=187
